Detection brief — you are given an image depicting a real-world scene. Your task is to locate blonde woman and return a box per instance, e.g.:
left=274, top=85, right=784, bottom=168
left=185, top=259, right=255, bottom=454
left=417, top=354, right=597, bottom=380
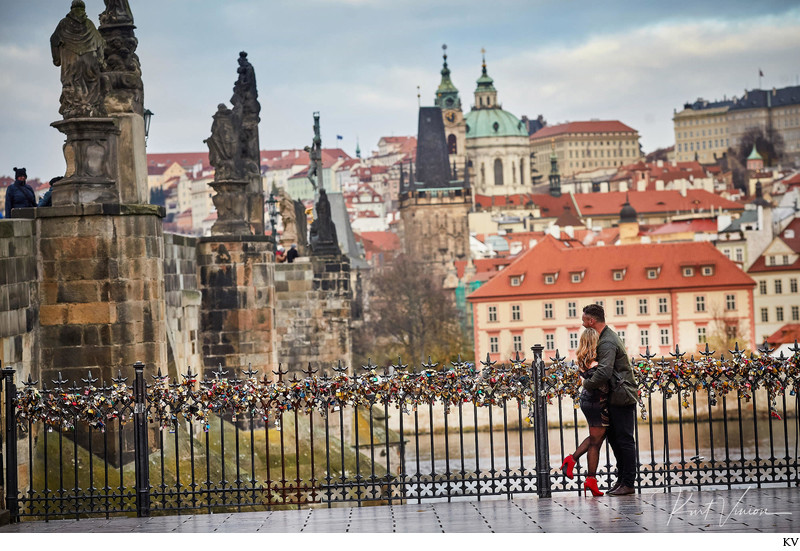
left=560, top=328, right=609, bottom=496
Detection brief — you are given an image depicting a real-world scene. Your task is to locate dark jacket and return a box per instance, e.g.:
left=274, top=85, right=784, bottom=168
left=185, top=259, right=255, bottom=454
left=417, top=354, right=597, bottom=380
left=5, top=180, right=37, bottom=217
left=581, top=326, right=637, bottom=406
left=580, top=366, right=608, bottom=401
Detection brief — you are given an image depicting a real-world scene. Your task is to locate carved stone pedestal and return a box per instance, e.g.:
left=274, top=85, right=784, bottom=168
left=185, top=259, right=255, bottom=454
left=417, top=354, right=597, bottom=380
left=210, top=179, right=252, bottom=236
left=50, top=117, right=120, bottom=205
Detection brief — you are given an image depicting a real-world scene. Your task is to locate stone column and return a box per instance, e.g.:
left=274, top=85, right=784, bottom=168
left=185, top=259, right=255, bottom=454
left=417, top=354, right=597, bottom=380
left=197, top=236, right=275, bottom=379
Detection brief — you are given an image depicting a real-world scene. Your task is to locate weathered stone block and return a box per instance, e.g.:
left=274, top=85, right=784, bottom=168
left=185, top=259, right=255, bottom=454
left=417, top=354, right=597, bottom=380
left=68, top=303, right=114, bottom=325
left=40, top=305, right=69, bottom=326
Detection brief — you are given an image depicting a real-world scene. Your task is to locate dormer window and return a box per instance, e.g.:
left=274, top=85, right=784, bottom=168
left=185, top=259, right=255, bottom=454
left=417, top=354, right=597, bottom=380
left=510, top=275, right=522, bottom=287
left=701, top=266, right=714, bottom=276
left=612, top=268, right=626, bottom=281
left=683, top=267, right=695, bottom=277
left=646, top=267, right=660, bottom=279
left=571, top=272, right=583, bottom=283
left=544, top=273, right=557, bottom=285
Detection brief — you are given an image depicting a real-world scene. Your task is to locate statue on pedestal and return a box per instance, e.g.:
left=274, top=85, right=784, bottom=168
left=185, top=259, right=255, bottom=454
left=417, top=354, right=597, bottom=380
left=99, top=0, right=134, bottom=26
left=51, top=0, right=107, bottom=119
left=99, top=0, right=142, bottom=115
left=309, top=188, right=340, bottom=256
left=231, top=51, right=261, bottom=178
left=204, top=104, right=238, bottom=181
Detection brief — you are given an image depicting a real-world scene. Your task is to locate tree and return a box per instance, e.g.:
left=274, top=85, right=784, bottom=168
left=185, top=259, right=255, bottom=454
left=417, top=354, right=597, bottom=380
left=735, top=126, right=785, bottom=168
left=353, top=255, right=472, bottom=367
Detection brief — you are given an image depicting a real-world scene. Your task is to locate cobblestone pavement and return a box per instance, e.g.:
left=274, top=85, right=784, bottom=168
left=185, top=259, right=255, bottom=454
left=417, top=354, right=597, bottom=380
left=0, top=487, right=797, bottom=533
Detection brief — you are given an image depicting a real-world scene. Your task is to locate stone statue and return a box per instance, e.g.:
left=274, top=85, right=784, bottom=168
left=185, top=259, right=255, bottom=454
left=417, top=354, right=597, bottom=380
left=304, top=113, right=322, bottom=190
left=99, top=0, right=134, bottom=26
left=51, top=0, right=107, bottom=119
left=204, top=104, right=238, bottom=180
left=230, top=52, right=260, bottom=177
left=278, top=188, right=298, bottom=244
left=309, top=188, right=340, bottom=256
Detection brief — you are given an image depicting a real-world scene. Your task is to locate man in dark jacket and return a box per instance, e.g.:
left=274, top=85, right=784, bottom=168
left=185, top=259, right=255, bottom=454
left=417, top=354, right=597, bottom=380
left=581, top=303, right=638, bottom=496
left=5, top=167, right=37, bottom=217
left=286, top=243, right=299, bottom=263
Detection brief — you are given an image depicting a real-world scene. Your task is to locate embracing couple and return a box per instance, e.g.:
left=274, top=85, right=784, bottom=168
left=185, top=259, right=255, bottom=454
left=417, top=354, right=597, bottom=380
left=560, top=304, right=639, bottom=497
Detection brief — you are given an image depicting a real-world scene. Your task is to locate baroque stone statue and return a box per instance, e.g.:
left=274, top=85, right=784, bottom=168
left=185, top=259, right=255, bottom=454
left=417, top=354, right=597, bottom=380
left=230, top=51, right=260, bottom=177
left=204, top=104, right=238, bottom=181
left=309, top=188, right=340, bottom=256
left=99, top=0, right=142, bottom=115
left=51, top=0, right=108, bottom=119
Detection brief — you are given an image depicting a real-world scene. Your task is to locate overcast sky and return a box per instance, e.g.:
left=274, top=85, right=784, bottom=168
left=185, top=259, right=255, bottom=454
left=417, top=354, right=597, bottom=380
left=1, top=0, right=800, bottom=180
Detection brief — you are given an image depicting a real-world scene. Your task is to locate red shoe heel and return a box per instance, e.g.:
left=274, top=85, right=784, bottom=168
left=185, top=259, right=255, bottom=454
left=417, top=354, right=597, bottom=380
left=560, top=455, right=576, bottom=479
left=583, top=476, right=603, bottom=497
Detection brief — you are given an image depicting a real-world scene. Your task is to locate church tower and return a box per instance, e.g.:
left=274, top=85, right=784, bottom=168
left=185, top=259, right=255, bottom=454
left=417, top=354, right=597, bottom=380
left=548, top=140, right=562, bottom=197
left=435, top=44, right=466, bottom=171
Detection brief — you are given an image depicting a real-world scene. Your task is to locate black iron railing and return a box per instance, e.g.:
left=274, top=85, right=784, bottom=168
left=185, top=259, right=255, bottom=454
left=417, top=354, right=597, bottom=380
left=2, top=343, right=799, bottom=522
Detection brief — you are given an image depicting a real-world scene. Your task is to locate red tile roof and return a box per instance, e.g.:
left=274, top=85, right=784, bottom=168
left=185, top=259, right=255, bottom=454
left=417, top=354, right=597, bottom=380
left=647, top=218, right=718, bottom=236
left=531, top=120, right=638, bottom=140
left=574, top=190, right=744, bottom=217
left=468, top=235, right=754, bottom=301
left=766, top=324, right=800, bottom=346
left=749, top=217, right=800, bottom=273
left=455, top=258, right=515, bottom=280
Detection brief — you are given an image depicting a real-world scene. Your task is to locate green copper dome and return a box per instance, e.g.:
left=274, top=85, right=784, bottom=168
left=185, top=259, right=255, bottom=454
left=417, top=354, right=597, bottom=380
left=747, top=144, right=763, bottom=161
left=464, top=108, right=527, bottom=138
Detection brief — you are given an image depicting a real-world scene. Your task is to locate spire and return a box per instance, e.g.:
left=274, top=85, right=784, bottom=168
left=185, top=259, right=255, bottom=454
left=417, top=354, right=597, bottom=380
left=474, top=48, right=497, bottom=110
left=435, top=44, right=461, bottom=110
left=355, top=138, right=361, bottom=159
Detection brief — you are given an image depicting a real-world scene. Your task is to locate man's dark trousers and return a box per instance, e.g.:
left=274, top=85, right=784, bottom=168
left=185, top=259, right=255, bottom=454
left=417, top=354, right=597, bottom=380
left=607, top=403, right=637, bottom=487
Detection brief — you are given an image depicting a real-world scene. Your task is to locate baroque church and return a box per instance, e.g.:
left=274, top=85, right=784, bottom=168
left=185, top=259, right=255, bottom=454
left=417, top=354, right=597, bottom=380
left=434, top=47, right=532, bottom=199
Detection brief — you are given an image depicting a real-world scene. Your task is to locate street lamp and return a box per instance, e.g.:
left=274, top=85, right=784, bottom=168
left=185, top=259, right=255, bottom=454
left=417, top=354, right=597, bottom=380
left=265, top=191, right=279, bottom=247
left=143, top=108, right=154, bottom=143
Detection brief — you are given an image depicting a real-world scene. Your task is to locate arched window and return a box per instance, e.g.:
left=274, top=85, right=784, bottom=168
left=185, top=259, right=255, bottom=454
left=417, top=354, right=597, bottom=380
left=448, top=134, right=457, bottom=154
left=494, top=158, right=504, bottom=186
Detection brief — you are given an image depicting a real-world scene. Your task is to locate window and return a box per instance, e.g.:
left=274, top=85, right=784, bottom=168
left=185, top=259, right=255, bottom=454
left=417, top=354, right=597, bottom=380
left=695, top=296, right=706, bottom=312
left=618, top=330, right=626, bottom=345
left=493, top=158, right=504, bottom=186
left=569, top=332, right=579, bottom=350
left=722, top=248, right=731, bottom=259
left=759, top=281, right=767, bottom=295
left=660, top=328, right=670, bottom=346
left=701, top=266, right=714, bottom=276
left=511, top=304, right=521, bottom=321
left=567, top=301, right=577, bottom=318
left=489, top=336, right=499, bottom=354
left=777, top=307, right=784, bottom=322
left=761, top=308, right=769, bottom=322
left=571, top=273, right=582, bottom=283
left=783, top=255, right=789, bottom=265
left=647, top=268, right=658, bottom=279
left=726, top=294, right=736, bottom=311
left=544, top=303, right=553, bottom=319
left=791, top=279, right=798, bottom=294
left=510, top=276, right=521, bottom=287
left=683, top=267, right=695, bottom=277
left=544, top=274, right=555, bottom=285
left=638, top=298, right=648, bottom=315
left=513, top=335, right=522, bottom=352
left=640, top=329, right=649, bottom=347
left=545, top=333, right=555, bottom=351
left=613, top=270, right=624, bottom=281
left=615, top=299, right=625, bottom=316
left=792, top=305, right=799, bottom=321
left=658, top=297, right=668, bottom=314
left=697, top=327, right=707, bottom=344
left=488, top=306, right=497, bottom=322
left=595, top=300, right=604, bottom=309
left=775, top=280, right=783, bottom=294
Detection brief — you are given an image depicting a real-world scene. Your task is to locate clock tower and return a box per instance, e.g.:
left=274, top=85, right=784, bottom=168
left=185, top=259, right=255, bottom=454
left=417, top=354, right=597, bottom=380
left=434, top=44, right=466, bottom=170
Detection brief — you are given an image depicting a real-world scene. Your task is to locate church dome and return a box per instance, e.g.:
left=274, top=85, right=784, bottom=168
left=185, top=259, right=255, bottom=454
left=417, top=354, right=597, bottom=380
left=465, top=108, right=527, bottom=139
left=619, top=196, right=638, bottom=223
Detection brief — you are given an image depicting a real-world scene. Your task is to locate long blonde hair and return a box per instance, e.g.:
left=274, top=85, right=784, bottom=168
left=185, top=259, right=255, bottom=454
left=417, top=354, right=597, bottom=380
left=576, top=328, right=599, bottom=372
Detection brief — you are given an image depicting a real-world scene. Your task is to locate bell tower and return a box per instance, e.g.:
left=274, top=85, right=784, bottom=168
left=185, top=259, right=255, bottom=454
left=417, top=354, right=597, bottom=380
left=434, top=44, right=466, bottom=170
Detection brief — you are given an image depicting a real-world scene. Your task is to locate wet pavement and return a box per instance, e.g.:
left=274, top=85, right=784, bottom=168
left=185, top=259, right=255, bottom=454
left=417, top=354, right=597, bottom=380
left=0, top=487, right=797, bottom=533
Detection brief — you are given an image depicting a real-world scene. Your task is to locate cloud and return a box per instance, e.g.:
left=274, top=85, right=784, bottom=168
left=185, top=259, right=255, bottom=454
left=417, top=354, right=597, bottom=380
left=491, top=13, right=800, bottom=150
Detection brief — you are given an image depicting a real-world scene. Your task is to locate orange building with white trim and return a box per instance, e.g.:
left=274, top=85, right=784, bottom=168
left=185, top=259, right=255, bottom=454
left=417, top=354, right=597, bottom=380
left=467, top=236, right=756, bottom=362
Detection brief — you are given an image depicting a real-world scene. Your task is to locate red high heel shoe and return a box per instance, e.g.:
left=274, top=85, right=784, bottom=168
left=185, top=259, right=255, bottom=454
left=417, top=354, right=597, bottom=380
left=583, top=476, right=603, bottom=497
left=560, top=454, right=576, bottom=479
